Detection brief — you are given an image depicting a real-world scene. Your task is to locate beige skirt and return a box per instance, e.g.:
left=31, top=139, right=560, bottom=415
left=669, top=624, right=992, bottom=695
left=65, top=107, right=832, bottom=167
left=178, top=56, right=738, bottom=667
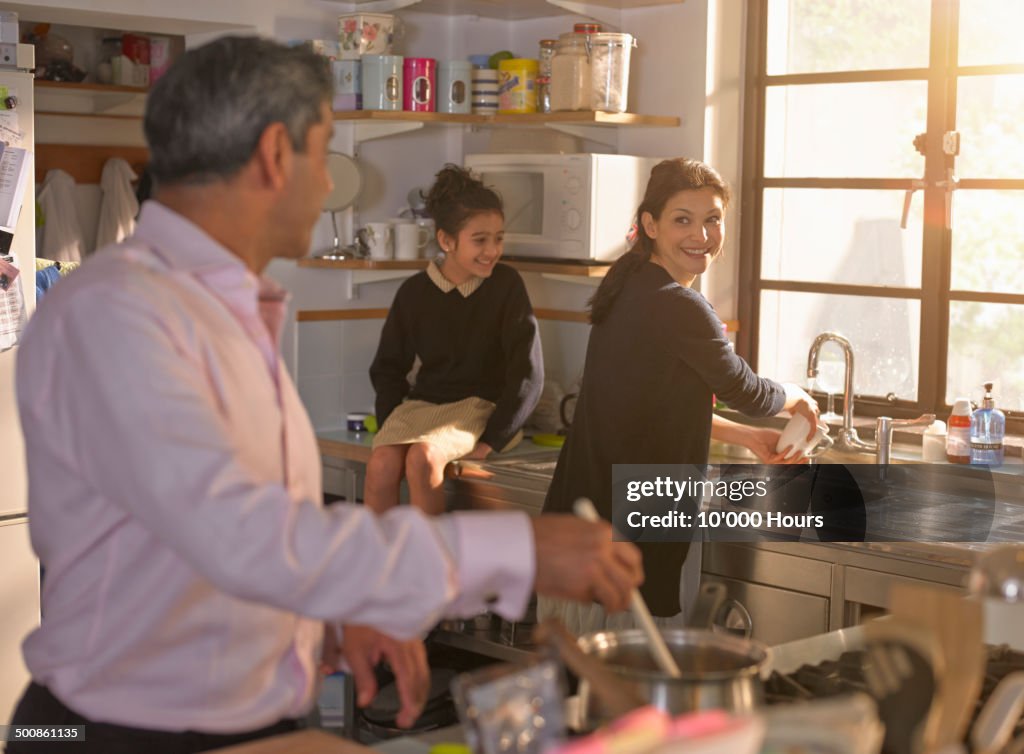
left=373, top=396, right=522, bottom=464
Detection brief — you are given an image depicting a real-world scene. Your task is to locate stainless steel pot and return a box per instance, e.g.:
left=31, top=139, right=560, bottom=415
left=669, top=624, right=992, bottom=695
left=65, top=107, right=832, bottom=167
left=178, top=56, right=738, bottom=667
left=576, top=628, right=768, bottom=728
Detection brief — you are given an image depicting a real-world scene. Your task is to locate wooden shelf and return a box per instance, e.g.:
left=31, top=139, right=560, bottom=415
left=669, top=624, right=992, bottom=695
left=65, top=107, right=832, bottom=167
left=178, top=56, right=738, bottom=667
left=35, top=80, right=149, bottom=95
left=297, top=258, right=429, bottom=270
left=35, top=80, right=148, bottom=121
left=297, top=257, right=610, bottom=277
left=333, top=0, right=683, bottom=20
left=507, top=260, right=610, bottom=276
left=334, top=110, right=679, bottom=128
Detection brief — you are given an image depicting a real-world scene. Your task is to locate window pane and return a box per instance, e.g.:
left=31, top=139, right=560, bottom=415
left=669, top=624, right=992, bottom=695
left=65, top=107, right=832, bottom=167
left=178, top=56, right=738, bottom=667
left=955, top=75, right=1024, bottom=179
left=765, top=83, right=926, bottom=178
left=766, top=0, right=931, bottom=75
left=958, top=0, right=1024, bottom=67
left=951, top=191, right=1024, bottom=294
left=947, top=302, right=1024, bottom=410
left=759, top=291, right=920, bottom=401
left=762, top=189, right=922, bottom=287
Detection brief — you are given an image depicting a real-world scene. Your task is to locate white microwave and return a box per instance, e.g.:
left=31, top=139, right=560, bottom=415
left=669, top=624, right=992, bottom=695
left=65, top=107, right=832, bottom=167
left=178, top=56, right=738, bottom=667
left=464, top=153, right=659, bottom=262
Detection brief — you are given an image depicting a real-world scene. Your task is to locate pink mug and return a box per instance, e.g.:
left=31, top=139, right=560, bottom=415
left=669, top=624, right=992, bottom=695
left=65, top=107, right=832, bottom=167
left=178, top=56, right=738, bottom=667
left=403, top=57, right=436, bottom=112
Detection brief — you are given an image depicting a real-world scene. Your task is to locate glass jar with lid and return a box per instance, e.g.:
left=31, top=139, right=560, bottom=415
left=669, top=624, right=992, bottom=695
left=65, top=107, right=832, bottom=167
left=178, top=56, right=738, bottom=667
left=537, top=40, right=557, bottom=113
left=588, top=32, right=636, bottom=113
left=550, top=32, right=591, bottom=111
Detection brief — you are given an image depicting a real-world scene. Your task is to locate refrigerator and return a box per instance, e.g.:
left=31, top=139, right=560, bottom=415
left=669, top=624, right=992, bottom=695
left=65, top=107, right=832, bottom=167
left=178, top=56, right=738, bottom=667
left=0, top=42, right=41, bottom=724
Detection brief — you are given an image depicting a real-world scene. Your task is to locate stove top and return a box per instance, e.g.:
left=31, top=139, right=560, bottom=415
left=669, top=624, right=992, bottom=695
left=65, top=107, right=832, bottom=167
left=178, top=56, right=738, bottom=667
left=764, top=644, right=1024, bottom=745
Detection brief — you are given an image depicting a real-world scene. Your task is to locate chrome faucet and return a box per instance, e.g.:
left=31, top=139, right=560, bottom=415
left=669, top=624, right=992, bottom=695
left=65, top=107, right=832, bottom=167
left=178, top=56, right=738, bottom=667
left=807, top=332, right=873, bottom=454
left=806, top=332, right=934, bottom=465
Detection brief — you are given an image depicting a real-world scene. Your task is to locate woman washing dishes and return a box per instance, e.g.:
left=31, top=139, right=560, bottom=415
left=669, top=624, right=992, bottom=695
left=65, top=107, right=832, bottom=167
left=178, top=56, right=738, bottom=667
left=541, top=158, right=819, bottom=635
left=366, top=165, right=543, bottom=514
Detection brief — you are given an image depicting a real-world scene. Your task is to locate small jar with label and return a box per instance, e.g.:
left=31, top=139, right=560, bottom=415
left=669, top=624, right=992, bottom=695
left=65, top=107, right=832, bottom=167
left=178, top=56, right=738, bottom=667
left=537, top=39, right=557, bottom=113
left=946, top=397, right=973, bottom=464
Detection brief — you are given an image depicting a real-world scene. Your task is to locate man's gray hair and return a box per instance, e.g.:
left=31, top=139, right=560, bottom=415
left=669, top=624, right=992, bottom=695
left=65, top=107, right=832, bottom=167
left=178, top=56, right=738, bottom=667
left=144, top=36, right=333, bottom=186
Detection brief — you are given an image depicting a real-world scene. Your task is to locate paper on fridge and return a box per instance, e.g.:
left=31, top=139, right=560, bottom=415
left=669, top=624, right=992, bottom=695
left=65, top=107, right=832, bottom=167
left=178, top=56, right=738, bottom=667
left=0, top=254, right=25, bottom=351
left=0, top=143, right=32, bottom=232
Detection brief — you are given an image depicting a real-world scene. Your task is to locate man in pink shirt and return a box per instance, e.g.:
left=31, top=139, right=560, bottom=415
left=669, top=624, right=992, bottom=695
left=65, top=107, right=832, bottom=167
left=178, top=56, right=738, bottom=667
left=8, top=37, right=642, bottom=753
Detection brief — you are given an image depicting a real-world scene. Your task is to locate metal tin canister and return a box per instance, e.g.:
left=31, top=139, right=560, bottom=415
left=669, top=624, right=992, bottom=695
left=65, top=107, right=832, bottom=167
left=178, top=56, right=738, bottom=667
left=361, top=54, right=403, bottom=111
left=497, top=58, right=539, bottom=113
left=331, top=60, right=362, bottom=111
left=403, top=57, right=437, bottom=112
left=437, top=60, right=472, bottom=114
left=470, top=55, right=499, bottom=115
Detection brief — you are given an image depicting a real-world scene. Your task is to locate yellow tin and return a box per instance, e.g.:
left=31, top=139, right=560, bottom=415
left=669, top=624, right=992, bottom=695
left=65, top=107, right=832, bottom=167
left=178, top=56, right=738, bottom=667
left=497, top=58, right=539, bottom=113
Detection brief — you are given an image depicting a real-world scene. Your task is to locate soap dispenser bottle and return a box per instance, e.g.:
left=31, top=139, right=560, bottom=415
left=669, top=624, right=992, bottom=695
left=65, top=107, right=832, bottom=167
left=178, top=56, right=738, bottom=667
left=970, top=381, right=1005, bottom=466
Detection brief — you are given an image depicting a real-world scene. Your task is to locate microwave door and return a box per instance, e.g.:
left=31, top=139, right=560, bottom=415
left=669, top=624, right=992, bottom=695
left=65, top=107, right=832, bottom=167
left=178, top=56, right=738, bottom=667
left=501, top=233, right=572, bottom=259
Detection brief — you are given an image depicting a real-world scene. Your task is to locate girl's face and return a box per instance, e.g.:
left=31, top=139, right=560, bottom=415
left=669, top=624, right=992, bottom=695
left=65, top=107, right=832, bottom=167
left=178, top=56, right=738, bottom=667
left=438, top=210, right=505, bottom=285
left=642, top=187, right=725, bottom=287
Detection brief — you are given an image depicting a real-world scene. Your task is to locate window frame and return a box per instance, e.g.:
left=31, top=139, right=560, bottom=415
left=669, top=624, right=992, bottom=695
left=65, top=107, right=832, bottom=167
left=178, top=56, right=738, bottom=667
left=738, top=0, right=1024, bottom=429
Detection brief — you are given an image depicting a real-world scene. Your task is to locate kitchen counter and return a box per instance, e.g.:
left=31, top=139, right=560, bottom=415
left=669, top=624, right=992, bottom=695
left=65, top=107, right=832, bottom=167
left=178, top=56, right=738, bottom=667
left=212, top=729, right=369, bottom=753
left=317, top=429, right=1024, bottom=643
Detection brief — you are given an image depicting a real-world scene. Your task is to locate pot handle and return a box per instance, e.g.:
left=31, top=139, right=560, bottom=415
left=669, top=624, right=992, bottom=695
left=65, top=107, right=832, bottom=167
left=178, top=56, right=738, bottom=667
left=560, top=393, right=578, bottom=429
left=687, top=581, right=728, bottom=630
left=714, top=598, right=754, bottom=639
left=533, top=619, right=646, bottom=719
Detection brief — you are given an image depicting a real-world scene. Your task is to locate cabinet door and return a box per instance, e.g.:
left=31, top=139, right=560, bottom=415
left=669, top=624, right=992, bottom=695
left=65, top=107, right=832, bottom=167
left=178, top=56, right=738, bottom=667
left=714, top=576, right=830, bottom=646
left=0, top=518, right=40, bottom=723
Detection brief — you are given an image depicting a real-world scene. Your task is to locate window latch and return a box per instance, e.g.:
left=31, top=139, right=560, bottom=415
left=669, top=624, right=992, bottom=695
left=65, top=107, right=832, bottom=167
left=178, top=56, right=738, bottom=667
left=901, top=178, right=927, bottom=229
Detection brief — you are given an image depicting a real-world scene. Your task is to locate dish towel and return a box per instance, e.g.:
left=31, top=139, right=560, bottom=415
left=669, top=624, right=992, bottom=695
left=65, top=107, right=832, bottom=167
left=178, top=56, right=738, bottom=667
left=37, top=169, right=86, bottom=263
left=95, top=158, right=139, bottom=250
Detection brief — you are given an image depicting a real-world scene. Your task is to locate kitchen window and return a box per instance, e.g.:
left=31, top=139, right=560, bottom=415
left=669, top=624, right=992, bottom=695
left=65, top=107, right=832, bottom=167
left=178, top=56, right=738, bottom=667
left=739, top=0, right=1024, bottom=427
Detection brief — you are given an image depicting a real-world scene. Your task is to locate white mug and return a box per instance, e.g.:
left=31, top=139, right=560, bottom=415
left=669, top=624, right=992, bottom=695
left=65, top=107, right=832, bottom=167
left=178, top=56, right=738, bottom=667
left=391, top=220, right=429, bottom=260
left=358, top=222, right=393, bottom=259
left=776, top=414, right=834, bottom=459
left=415, top=218, right=439, bottom=257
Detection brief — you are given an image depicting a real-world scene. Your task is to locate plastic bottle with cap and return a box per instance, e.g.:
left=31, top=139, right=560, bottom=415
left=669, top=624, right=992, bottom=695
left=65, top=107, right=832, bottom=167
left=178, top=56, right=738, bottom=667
left=970, top=381, right=1005, bottom=466
left=922, top=419, right=947, bottom=462
left=946, top=397, right=973, bottom=464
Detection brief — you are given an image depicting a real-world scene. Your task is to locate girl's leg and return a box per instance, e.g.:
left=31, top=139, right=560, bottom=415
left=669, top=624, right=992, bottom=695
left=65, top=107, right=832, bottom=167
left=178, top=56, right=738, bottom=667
left=364, top=444, right=410, bottom=513
left=404, top=442, right=449, bottom=515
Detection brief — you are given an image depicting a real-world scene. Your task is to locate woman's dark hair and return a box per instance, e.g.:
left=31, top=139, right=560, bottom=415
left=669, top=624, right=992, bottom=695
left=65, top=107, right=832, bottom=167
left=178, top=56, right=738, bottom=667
left=424, top=164, right=504, bottom=240
left=588, top=158, right=731, bottom=324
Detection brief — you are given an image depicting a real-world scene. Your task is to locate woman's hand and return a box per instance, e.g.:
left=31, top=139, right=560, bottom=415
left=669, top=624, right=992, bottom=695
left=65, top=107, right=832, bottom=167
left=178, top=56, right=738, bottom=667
left=782, top=383, right=820, bottom=443
left=741, top=426, right=809, bottom=464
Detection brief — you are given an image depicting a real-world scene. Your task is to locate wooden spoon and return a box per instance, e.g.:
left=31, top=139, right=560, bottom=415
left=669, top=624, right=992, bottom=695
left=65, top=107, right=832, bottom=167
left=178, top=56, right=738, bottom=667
left=573, top=498, right=683, bottom=679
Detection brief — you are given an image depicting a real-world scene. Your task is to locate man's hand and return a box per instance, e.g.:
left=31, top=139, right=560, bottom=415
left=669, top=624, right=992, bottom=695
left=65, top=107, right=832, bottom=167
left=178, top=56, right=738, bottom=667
left=530, top=515, right=643, bottom=613
left=322, top=624, right=429, bottom=729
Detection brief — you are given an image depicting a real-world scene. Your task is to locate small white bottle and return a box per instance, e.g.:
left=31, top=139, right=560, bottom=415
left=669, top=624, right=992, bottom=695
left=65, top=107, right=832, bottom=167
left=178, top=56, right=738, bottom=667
left=946, top=397, right=973, bottom=464
left=922, top=420, right=947, bottom=462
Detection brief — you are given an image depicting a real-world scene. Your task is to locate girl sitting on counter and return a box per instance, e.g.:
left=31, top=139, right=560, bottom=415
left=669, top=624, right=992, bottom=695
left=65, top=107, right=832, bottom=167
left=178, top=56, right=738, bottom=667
left=365, top=165, right=543, bottom=514
left=541, top=158, right=819, bottom=635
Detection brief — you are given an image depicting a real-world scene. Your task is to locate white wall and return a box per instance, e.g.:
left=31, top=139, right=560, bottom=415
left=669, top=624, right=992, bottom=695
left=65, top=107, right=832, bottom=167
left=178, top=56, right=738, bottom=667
left=27, top=0, right=739, bottom=431
left=282, top=3, right=733, bottom=430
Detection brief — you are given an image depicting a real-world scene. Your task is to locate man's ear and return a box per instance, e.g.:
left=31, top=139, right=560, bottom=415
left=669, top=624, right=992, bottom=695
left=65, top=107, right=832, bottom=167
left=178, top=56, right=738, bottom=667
left=253, top=122, right=292, bottom=191
left=640, top=211, right=657, bottom=239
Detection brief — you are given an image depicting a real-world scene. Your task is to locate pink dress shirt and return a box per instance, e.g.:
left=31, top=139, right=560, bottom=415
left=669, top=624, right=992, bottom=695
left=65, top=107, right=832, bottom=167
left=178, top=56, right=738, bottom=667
left=16, top=201, right=534, bottom=733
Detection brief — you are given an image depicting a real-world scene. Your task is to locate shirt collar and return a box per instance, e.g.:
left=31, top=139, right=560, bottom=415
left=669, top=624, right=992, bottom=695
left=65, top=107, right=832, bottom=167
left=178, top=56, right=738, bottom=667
left=131, top=200, right=290, bottom=343
left=427, top=258, right=483, bottom=298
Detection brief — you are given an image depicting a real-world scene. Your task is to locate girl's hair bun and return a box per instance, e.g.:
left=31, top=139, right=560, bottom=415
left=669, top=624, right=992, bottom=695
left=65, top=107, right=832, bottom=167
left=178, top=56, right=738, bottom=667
left=425, top=164, right=503, bottom=237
